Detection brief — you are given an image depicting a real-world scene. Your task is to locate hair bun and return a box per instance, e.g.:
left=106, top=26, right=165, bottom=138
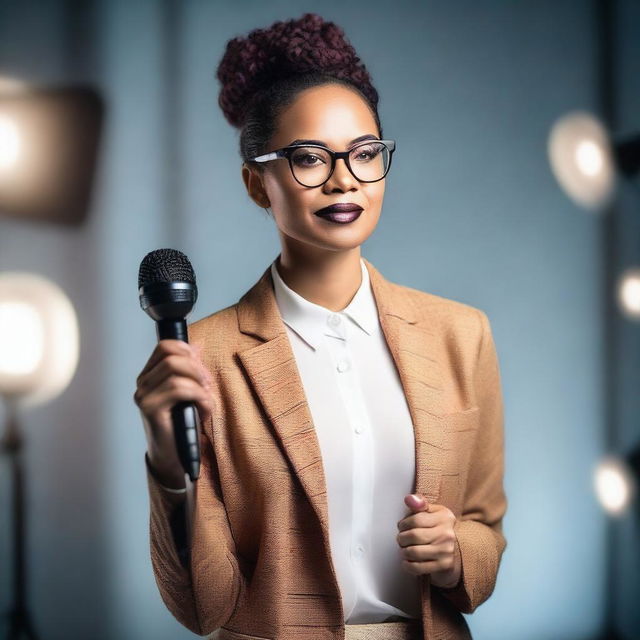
left=217, top=12, right=378, bottom=128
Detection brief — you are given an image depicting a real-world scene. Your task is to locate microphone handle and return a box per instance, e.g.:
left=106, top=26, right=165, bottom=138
left=156, top=318, right=201, bottom=481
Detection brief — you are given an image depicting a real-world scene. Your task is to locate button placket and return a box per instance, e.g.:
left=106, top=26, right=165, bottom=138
left=324, top=313, right=372, bottom=584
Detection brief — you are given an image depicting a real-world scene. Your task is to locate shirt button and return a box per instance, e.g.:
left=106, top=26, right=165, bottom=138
left=328, top=313, right=341, bottom=327
left=337, top=359, right=350, bottom=372
left=357, top=544, right=365, bottom=556
left=354, top=424, right=364, bottom=434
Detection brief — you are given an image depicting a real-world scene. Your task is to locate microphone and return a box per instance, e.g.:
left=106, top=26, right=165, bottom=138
left=138, top=248, right=201, bottom=481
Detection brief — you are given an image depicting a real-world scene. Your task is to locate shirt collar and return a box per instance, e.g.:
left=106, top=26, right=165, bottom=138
left=270, top=256, right=379, bottom=350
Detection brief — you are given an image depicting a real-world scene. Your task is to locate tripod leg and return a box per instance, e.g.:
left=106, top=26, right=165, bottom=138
left=5, top=605, right=41, bottom=640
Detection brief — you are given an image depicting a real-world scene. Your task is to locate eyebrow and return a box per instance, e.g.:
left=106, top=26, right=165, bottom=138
left=287, top=134, right=379, bottom=148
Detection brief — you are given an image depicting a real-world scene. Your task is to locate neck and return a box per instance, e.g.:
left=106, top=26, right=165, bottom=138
left=275, top=247, right=363, bottom=312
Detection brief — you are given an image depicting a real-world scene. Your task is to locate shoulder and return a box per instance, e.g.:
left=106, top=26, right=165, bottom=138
left=188, top=303, right=237, bottom=334
left=189, top=302, right=238, bottom=332
left=395, top=284, right=499, bottom=388
left=388, top=281, right=496, bottom=369
left=395, top=281, right=489, bottom=335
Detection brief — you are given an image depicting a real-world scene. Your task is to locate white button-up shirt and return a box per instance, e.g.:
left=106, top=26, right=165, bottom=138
left=270, top=255, right=422, bottom=623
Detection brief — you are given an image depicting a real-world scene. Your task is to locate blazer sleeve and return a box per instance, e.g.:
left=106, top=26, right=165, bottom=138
left=436, top=309, right=508, bottom=614
left=145, top=406, right=243, bottom=635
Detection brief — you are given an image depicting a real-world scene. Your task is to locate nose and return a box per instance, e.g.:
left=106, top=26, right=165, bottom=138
left=324, top=157, right=358, bottom=192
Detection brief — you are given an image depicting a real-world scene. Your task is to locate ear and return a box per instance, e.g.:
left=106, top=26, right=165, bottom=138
left=242, top=162, right=271, bottom=208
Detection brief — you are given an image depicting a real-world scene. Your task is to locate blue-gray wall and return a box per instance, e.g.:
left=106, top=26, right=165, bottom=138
left=0, top=1, right=638, bottom=639
left=611, top=1, right=640, bottom=635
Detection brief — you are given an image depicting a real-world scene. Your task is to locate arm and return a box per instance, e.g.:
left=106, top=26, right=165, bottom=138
left=436, top=309, right=508, bottom=614
left=145, top=410, right=244, bottom=635
left=145, top=452, right=190, bottom=567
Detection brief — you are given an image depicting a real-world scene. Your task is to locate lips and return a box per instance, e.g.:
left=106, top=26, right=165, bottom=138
left=314, top=203, right=363, bottom=217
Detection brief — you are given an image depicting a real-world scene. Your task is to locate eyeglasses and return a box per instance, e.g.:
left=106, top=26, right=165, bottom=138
left=248, top=139, right=396, bottom=188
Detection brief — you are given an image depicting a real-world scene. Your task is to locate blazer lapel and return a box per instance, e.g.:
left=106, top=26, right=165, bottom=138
left=236, top=257, right=446, bottom=542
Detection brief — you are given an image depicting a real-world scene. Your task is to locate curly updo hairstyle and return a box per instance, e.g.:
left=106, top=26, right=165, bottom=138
left=216, top=13, right=383, bottom=176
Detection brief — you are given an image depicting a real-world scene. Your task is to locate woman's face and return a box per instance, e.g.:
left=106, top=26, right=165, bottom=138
left=243, top=83, right=386, bottom=257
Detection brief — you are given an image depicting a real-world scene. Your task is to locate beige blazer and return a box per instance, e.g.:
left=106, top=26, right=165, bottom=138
left=145, top=257, right=508, bottom=640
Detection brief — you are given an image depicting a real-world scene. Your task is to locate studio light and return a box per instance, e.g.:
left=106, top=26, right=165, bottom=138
left=0, top=272, right=80, bottom=640
left=616, top=267, right=640, bottom=321
left=0, top=82, right=103, bottom=226
left=0, top=272, right=79, bottom=408
left=0, top=114, right=21, bottom=169
left=547, top=110, right=640, bottom=211
left=594, top=455, right=636, bottom=516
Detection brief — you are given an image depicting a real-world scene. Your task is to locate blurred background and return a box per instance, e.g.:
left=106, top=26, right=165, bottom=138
left=0, top=1, right=639, bottom=639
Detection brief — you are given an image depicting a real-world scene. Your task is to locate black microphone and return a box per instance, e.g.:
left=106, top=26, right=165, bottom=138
left=138, top=248, right=201, bottom=481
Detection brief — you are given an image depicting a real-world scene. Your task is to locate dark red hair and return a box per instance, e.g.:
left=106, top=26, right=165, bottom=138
left=216, top=12, right=383, bottom=168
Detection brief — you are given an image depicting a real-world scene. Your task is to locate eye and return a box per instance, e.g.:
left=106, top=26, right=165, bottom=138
left=291, top=147, right=329, bottom=167
left=293, top=153, right=323, bottom=167
left=352, top=144, right=381, bottom=162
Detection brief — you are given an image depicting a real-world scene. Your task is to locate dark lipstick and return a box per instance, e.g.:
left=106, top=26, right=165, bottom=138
left=314, top=203, right=363, bottom=224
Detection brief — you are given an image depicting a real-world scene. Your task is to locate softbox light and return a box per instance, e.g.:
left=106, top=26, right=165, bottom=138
left=0, top=84, right=104, bottom=226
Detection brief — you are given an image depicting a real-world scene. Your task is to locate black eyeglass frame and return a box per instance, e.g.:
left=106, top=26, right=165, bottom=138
left=247, top=139, right=397, bottom=188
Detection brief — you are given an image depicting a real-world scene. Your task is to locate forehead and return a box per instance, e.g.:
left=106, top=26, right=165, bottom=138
left=271, top=84, right=378, bottom=148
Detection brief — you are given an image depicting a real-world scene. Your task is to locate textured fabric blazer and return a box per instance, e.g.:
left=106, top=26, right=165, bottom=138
left=145, top=257, right=508, bottom=640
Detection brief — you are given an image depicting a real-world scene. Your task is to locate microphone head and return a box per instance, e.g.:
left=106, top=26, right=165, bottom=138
left=138, top=248, right=196, bottom=289
left=138, top=248, right=198, bottom=322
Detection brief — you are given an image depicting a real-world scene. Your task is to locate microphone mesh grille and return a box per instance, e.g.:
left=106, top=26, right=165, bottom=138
left=138, top=248, right=196, bottom=288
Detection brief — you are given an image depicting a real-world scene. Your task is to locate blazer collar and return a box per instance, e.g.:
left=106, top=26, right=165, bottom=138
left=235, top=256, right=445, bottom=623
left=237, top=255, right=419, bottom=342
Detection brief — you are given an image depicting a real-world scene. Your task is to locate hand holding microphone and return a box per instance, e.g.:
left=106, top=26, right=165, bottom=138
left=134, top=339, right=213, bottom=489
left=135, top=248, right=206, bottom=485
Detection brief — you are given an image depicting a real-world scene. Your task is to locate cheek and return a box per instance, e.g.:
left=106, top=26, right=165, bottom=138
left=363, top=185, right=385, bottom=218
left=370, top=181, right=385, bottom=203
left=264, top=173, right=310, bottom=212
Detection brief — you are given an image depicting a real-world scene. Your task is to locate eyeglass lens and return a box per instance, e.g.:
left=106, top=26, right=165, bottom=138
left=289, top=141, right=391, bottom=187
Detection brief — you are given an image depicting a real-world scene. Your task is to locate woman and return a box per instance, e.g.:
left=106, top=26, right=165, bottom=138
left=134, top=13, right=508, bottom=640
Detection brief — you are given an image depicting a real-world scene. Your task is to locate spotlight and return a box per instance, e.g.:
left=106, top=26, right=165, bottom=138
left=547, top=110, right=640, bottom=210
left=594, top=455, right=636, bottom=516
left=617, top=267, right=640, bottom=321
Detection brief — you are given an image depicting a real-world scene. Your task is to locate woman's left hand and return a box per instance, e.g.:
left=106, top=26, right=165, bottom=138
left=396, top=494, right=462, bottom=589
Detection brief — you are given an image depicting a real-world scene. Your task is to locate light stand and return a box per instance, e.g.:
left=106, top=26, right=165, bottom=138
left=0, top=272, right=80, bottom=640
left=1, top=394, right=40, bottom=640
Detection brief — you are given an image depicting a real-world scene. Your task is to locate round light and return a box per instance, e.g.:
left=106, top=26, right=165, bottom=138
left=617, top=267, right=640, bottom=320
left=0, top=302, right=45, bottom=375
left=0, top=113, right=21, bottom=169
left=548, top=111, right=616, bottom=211
left=594, top=455, right=635, bottom=516
left=575, top=140, right=604, bottom=177
left=0, top=272, right=79, bottom=408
